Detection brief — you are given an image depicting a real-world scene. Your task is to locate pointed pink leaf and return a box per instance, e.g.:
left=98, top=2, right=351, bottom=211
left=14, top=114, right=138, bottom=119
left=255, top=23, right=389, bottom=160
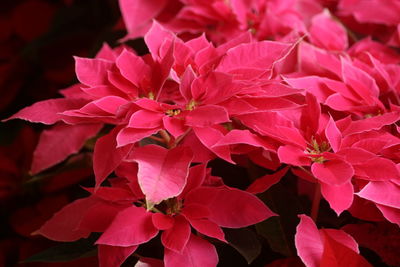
left=341, top=58, right=380, bottom=99
left=187, top=218, right=226, bottom=242
left=94, top=128, right=133, bottom=188
left=342, top=112, right=400, bottom=135
left=354, top=157, right=400, bottom=181
left=357, top=181, right=400, bottom=209
left=93, top=96, right=129, bottom=115
left=74, top=56, right=114, bottom=87
left=119, top=0, right=168, bottom=40
left=325, top=117, right=342, bottom=152
left=375, top=204, right=400, bottom=226
left=38, top=197, right=97, bottom=241
left=131, top=145, right=193, bottom=204
left=116, top=50, right=150, bottom=87
left=311, top=158, right=354, bottom=186
left=128, top=110, right=164, bottom=129
left=180, top=164, right=207, bottom=198
left=186, top=105, right=230, bottom=127
left=320, top=181, right=354, bottom=215
left=79, top=202, right=125, bottom=233
left=321, top=229, right=359, bottom=253
left=298, top=42, right=342, bottom=78
left=97, top=206, right=158, bottom=246
left=246, top=167, right=289, bottom=194
left=144, top=21, right=174, bottom=59
left=98, top=245, right=137, bottom=267
left=116, top=127, right=160, bottom=147
left=164, top=234, right=218, bottom=267
left=193, top=127, right=233, bottom=163
left=295, top=214, right=323, bottom=267
left=278, top=145, right=311, bottom=166
left=309, top=10, right=348, bottom=51
left=152, top=213, right=174, bottom=230
left=3, top=98, right=88, bottom=125
left=214, top=129, right=276, bottom=152
left=325, top=93, right=359, bottom=112
left=181, top=204, right=210, bottom=220
left=319, top=232, right=372, bottom=267
left=217, top=41, right=291, bottom=74
left=161, top=215, right=191, bottom=253
left=31, top=123, right=101, bottom=174
left=185, top=187, right=276, bottom=228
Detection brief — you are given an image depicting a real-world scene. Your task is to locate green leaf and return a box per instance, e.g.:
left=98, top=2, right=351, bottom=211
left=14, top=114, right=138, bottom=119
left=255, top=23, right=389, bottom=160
left=256, top=178, right=304, bottom=257
left=224, top=228, right=262, bottom=264
left=22, top=237, right=97, bottom=263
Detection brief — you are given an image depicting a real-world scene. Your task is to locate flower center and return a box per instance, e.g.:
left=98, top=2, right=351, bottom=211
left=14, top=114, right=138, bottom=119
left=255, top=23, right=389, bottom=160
left=305, top=137, right=331, bottom=163
left=186, top=99, right=197, bottom=111
left=165, top=109, right=181, bottom=117
left=143, top=197, right=183, bottom=215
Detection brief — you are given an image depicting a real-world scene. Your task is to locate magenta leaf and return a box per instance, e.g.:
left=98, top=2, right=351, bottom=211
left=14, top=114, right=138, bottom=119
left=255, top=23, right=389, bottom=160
left=357, top=181, right=400, bottom=209
left=96, top=206, right=158, bottom=246
left=164, top=234, right=218, bottom=267
left=311, top=158, right=354, bottom=186
left=94, top=128, right=133, bottom=188
left=185, top=105, right=230, bottom=127
left=3, top=98, right=88, bottom=125
left=319, top=232, right=372, bottom=267
left=116, top=49, right=150, bottom=87
left=295, top=214, right=323, bottom=267
left=74, top=56, right=114, bottom=87
left=38, top=197, right=97, bottom=242
left=246, top=167, right=289, bottom=194
left=98, top=245, right=137, bottom=267
left=320, top=181, right=354, bottom=216
left=31, top=123, right=101, bottom=174
left=186, top=187, right=276, bottom=228
left=161, top=215, right=191, bottom=253
left=131, top=145, right=194, bottom=204
left=325, top=117, right=342, bottom=153
left=187, top=218, right=226, bottom=242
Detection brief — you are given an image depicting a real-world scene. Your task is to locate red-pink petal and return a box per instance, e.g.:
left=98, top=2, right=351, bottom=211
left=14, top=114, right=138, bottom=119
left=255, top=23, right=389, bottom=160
left=164, top=234, right=218, bottom=267
left=320, top=181, right=354, bottom=216
left=278, top=145, right=311, bottom=166
left=152, top=213, right=174, bottom=230
left=186, top=105, right=230, bottom=127
left=309, top=10, right=348, bottom=51
left=31, top=123, right=101, bottom=174
left=311, top=158, right=354, bottom=186
left=97, top=206, right=158, bottom=246
left=131, top=145, right=193, bottom=204
left=319, top=231, right=372, bottom=267
left=357, top=181, right=400, bottom=209
left=325, top=117, right=342, bottom=153
left=119, top=0, right=168, bottom=40
left=98, top=245, right=137, bottom=267
left=38, top=197, right=97, bottom=242
left=3, top=98, right=87, bottom=125
left=188, top=218, right=226, bottom=242
left=94, top=128, right=133, bottom=188
left=321, top=229, right=359, bottom=253
left=375, top=204, right=400, bottom=226
left=295, top=214, right=323, bottom=267
left=185, top=187, right=276, bottom=228
left=116, top=50, right=150, bottom=87
left=246, top=167, right=289, bottom=194
left=161, top=215, right=191, bottom=253
left=74, top=56, right=114, bottom=87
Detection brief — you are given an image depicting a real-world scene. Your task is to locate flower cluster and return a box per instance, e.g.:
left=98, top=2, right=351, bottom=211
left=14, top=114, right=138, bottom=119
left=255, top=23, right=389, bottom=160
left=5, top=0, right=400, bottom=266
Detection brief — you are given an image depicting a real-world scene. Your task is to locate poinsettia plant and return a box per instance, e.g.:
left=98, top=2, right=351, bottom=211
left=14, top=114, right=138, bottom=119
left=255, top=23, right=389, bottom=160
left=2, top=0, right=400, bottom=266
